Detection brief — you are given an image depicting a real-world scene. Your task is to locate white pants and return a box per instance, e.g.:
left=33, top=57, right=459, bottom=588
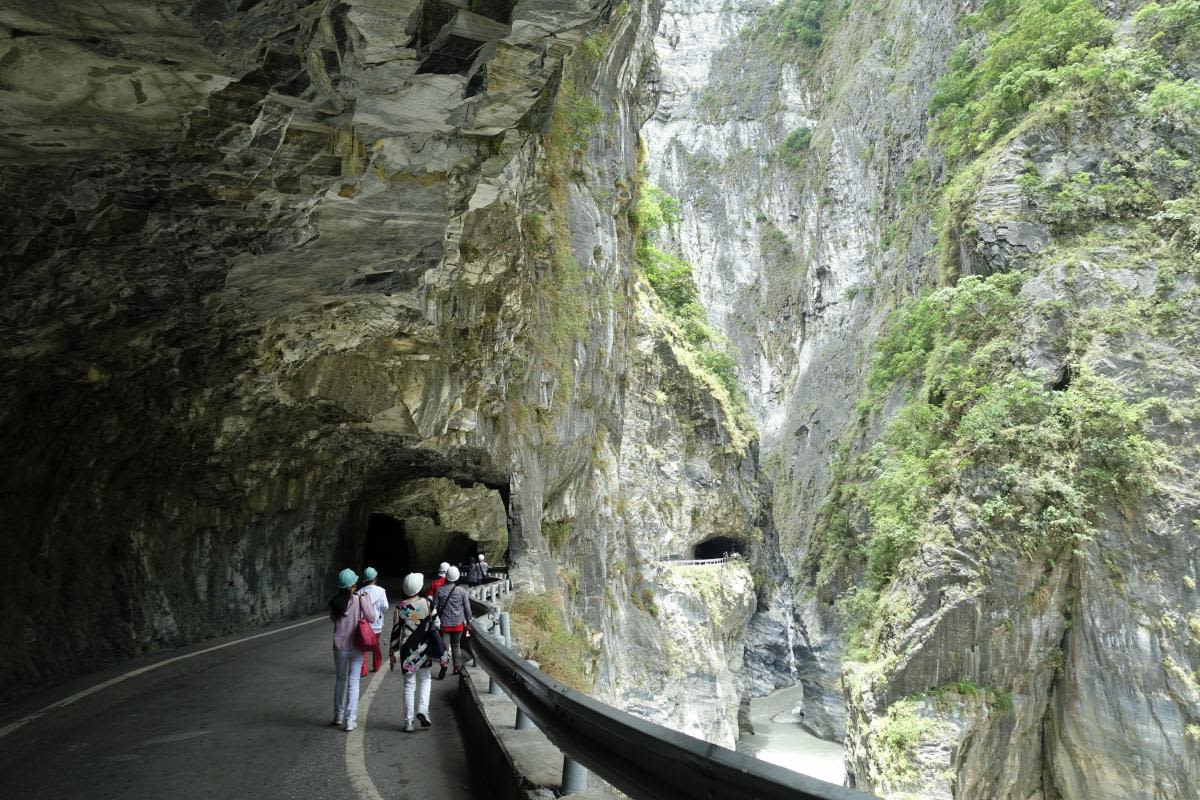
left=404, top=665, right=431, bottom=723
left=333, top=649, right=366, bottom=723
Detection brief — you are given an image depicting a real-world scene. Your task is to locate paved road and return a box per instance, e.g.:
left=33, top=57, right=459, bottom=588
left=0, top=608, right=479, bottom=799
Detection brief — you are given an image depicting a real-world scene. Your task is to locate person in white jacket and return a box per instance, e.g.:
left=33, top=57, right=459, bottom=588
left=359, top=567, right=389, bottom=676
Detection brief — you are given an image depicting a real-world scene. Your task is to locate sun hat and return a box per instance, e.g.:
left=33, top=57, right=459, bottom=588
left=337, top=568, right=358, bottom=588
left=477, top=554, right=486, bottom=561
left=402, top=573, right=423, bottom=597
left=363, top=566, right=378, bottom=581
left=447, top=566, right=460, bottom=582
left=438, top=562, right=449, bottom=575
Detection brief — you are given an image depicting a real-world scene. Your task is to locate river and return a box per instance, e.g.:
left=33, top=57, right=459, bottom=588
left=736, top=682, right=846, bottom=785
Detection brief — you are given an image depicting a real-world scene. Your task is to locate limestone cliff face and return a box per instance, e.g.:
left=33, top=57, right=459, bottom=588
left=642, top=0, right=958, bottom=738
left=1, top=0, right=765, bottom=744
left=642, top=0, right=1199, bottom=796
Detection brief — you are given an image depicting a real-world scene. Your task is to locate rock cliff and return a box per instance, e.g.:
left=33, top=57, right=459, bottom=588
left=0, top=0, right=766, bottom=747
left=643, top=0, right=1199, bottom=796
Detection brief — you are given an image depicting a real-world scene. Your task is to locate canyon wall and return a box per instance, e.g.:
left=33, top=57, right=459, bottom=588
left=643, top=0, right=1199, bottom=796
left=0, top=0, right=767, bottom=745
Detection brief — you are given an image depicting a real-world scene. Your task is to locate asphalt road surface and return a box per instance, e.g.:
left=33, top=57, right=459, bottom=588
left=0, top=611, right=480, bottom=799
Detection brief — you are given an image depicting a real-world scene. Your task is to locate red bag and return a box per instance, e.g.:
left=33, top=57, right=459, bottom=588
left=355, top=595, right=378, bottom=650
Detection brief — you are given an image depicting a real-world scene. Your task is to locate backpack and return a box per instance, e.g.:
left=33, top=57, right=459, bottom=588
left=397, top=598, right=445, bottom=673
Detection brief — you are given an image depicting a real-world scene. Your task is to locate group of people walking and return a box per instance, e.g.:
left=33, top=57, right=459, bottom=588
left=327, top=555, right=489, bottom=734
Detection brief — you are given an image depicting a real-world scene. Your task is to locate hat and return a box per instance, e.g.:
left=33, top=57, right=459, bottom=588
left=363, top=567, right=378, bottom=581
left=337, top=568, right=358, bottom=588
left=477, top=554, right=486, bottom=561
left=438, top=562, right=449, bottom=575
left=402, top=573, right=423, bottom=597
left=446, top=566, right=460, bottom=582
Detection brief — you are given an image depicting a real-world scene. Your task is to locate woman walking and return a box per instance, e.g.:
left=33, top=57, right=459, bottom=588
left=389, top=573, right=437, bottom=732
left=330, top=568, right=375, bottom=732
left=359, top=567, right=388, bottom=677
left=434, top=565, right=472, bottom=679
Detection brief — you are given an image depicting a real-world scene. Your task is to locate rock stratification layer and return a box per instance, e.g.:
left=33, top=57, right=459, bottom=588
left=641, top=0, right=1199, bottom=796
left=1, top=0, right=765, bottom=744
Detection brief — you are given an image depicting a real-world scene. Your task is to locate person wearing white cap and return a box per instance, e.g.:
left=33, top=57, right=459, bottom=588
left=389, top=573, right=436, bottom=732
left=358, top=567, right=388, bottom=677
left=329, top=568, right=375, bottom=731
left=434, top=565, right=472, bottom=678
left=427, top=561, right=450, bottom=601
left=467, top=553, right=488, bottom=585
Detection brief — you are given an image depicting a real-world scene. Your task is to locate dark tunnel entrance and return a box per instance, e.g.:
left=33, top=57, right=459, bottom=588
left=693, top=536, right=744, bottom=560
left=361, top=513, right=410, bottom=579
left=356, top=478, right=510, bottom=586
left=360, top=512, right=481, bottom=583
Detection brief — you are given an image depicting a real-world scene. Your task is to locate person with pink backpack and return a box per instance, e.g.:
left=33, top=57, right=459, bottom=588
left=329, top=568, right=375, bottom=732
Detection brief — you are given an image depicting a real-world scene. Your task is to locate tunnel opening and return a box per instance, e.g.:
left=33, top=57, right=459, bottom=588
left=693, top=536, right=744, bottom=560
left=361, top=513, right=411, bottom=578
left=356, top=477, right=510, bottom=587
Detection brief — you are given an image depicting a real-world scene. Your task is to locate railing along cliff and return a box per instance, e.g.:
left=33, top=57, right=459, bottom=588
left=466, top=579, right=875, bottom=800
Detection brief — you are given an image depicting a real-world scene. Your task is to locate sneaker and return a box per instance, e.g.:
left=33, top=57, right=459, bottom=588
left=332, top=717, right=344, bottom=726
left=417, top=713, right=430, bottom=728
left=452, top=666, right=461, bottom=675
left=403, top=720, right=414, bottom=733
left=344, top=720, right=357, bottom=732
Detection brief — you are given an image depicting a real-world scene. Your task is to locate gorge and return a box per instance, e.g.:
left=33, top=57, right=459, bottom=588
left=1, top=0, right=1198, bottom=798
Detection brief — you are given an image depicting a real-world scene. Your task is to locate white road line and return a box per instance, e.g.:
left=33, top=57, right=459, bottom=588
left=0, top=615, right=325, bottom=740
left=346, top=665, right=389, bottom=800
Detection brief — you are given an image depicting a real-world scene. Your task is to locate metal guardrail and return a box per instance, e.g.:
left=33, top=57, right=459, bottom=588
left=659, top=555, right=745, bottom=567
left=467, top=591, right=874, bottom=800
left=467, top=577, right=512, bottom=604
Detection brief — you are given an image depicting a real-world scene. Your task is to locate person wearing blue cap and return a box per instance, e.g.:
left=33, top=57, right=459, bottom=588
left=358, top=567, right=389, bottom=677
left=329, top=568, right=375, bottom=731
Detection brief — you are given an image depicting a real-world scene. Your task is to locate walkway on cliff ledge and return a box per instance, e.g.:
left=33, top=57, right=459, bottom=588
left=0, top=614, right=480, bottom=799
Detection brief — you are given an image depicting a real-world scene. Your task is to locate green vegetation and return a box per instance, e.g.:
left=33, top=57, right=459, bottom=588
left=1135, top=0, right=1200, bottom=69
left=633, top=178, right=750, bottom=418
left=816, top=271, right=1160, bottom=652
left=534, top=58, right=607, bottom=352
left=542, top=518, right=572, bottom=551
left=757, top=0, right=834, bottom=51
left=777, top=127, right=813, bottom=169
left=508, top=591, right=594, bottom=691
left=876, top=699, right=937, bottom=784
left=547, top=76, right=603, bottom=156
left=929, top=0, right=1114, bottom=163
left=928, top=679, right=1013, bottom=712
left=1016, top=159, right=1158, bottom=233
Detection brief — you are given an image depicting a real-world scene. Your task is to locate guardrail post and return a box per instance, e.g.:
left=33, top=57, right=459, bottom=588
left=561, top=757, right=588, bottom=794
left=500, top=612, right=511, bottom=652
left=514, top=658, right=538, bottom=731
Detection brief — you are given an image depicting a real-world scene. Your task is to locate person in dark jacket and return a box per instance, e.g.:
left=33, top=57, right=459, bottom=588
left=467, top=553, right=488, bottom=585
left=434, top=566, right=472, bottom=678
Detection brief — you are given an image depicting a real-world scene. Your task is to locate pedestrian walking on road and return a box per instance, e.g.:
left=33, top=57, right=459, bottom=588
left=434, top=566, right=472, bottom=679
left=329, top=568, right=375, bottom=732
left=390, top=573, right=438, bottom=732
left=359, top=567, right=389, bottom=677
left=427, top=561, right=449, bottom=601
left=468, top=553, right=488, bottom=585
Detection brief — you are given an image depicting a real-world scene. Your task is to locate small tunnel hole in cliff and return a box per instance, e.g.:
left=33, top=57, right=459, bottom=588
left=693, top=536, right=745, bottom=559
